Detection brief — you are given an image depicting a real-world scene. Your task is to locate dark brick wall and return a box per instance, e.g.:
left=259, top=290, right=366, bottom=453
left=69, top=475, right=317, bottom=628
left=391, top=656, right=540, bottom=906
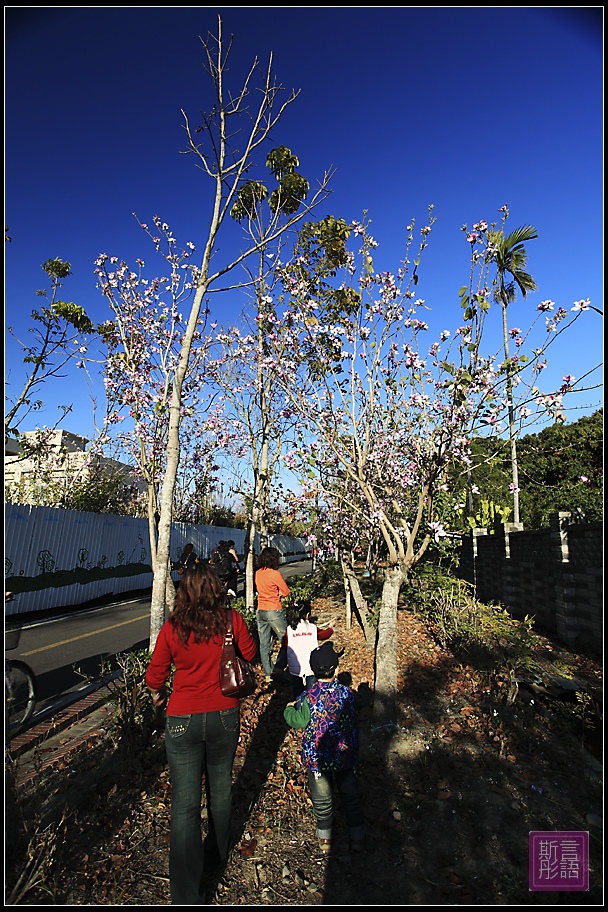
left=457, top=515, right=603, bottom=658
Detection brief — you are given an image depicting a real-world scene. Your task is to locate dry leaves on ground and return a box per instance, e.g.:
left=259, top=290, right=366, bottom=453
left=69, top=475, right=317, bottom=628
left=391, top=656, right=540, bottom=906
left=7, top=598, right=603, bottom=905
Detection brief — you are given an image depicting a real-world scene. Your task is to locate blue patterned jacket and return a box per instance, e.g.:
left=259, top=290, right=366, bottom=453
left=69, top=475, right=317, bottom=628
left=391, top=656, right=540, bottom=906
left=283, top=678, right=360, bottom=773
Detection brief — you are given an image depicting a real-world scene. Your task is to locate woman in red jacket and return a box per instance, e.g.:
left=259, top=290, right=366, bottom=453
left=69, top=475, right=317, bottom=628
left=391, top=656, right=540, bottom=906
left=146, top=562, right=257, bottom=904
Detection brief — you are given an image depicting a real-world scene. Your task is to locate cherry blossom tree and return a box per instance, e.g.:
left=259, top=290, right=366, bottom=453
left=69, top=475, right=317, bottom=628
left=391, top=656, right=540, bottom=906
left=95, top=219, right=240, bottom=610
left=265, top=209, right=596, bottom=728
left=209, top=223, right=315, bottom=610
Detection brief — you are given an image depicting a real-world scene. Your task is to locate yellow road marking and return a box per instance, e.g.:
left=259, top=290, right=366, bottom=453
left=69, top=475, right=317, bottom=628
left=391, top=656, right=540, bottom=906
left=20, top=613, right=151, bottom=656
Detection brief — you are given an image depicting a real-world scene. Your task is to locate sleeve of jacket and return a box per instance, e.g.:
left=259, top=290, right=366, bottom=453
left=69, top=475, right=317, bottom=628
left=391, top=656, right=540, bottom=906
left=145, top=623, right=173, bottom=691
left=283, top=697, right=311, bottom=729
left=277, top=571, right=290, bottom=598
left=233, top=610, right=258, bottom=662
left=317, top=626, right=334, bottom=641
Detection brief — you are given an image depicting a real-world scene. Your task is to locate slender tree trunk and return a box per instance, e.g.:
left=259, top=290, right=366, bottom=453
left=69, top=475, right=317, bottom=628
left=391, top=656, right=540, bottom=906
left=372, top=565, right=405, bottom=730
left=340, top=558, right=375, bottom=645
left=500, top=295, right=520, bottom=524
left=149, top=275, right=213, bottom=646
left=244, top=521, right=257, bottom=611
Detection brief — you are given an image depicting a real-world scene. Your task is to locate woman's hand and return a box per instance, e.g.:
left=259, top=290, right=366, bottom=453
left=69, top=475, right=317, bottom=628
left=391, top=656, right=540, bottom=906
left=150, top=689, right=167, bottom=707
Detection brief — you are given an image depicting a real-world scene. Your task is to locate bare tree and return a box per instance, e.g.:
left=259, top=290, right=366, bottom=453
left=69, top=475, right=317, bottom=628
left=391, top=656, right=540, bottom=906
left=148, top=17, right=332, bottom=645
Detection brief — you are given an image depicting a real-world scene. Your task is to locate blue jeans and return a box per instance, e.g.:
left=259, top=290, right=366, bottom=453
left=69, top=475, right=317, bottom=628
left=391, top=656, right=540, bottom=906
left=307, top=766, right=367, bottom=843
left=256, top=609, right=287, bottom=676
left=165, top=708, right=240, bottom=905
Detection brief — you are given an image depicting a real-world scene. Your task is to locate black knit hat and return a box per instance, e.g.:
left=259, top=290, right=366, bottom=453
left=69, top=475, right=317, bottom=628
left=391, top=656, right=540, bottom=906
left=310, top=642, right=339, bottom=677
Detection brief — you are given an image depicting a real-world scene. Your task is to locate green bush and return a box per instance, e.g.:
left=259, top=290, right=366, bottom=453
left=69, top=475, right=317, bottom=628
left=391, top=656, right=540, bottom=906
left=403, top=563, right=541, bottom=701
left=232, top=596, right=257, bottom=638
left=75, top=648, right=163, bottom=760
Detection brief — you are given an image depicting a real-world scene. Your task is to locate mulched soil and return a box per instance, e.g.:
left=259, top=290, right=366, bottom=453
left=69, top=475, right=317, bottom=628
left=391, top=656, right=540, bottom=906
left=6, top=597, right=603, bottom=906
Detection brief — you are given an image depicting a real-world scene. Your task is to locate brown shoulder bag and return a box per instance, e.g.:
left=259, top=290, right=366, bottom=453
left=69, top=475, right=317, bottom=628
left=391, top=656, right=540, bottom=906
left=219, top=610, right=257, bottom=699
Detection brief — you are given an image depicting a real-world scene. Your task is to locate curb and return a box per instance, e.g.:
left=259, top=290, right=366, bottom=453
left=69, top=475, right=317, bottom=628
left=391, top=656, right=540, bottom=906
left=8, top=685, right=113, bottom=759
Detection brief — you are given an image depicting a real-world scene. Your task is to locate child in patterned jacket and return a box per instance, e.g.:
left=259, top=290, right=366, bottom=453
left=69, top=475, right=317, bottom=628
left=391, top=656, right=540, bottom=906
left=283, top=641, right=367, bottom=855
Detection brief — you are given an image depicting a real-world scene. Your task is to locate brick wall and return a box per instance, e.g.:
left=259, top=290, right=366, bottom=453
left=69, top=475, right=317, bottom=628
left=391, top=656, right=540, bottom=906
left=457, top=513, right=603, bottom=658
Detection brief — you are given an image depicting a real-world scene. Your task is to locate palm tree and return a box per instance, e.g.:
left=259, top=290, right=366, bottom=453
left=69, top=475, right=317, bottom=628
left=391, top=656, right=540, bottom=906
left=486, top=224, right=538, bottom=525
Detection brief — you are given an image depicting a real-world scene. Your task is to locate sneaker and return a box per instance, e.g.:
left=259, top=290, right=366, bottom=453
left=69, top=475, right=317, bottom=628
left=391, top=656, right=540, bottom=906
left=227, top=589, right=236, bottom=597
left=265, top=674, right=273, bottom=683
left=318, top=837, right=331, bottom=854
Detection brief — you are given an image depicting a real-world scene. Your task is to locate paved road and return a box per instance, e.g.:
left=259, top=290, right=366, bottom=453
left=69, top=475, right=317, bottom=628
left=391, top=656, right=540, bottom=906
left=8, top=560, right=314, bottom=727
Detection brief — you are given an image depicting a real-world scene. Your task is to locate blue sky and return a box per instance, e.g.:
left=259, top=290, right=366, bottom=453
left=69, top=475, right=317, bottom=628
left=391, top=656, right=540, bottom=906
left=5, top=6, right=604, bottom=445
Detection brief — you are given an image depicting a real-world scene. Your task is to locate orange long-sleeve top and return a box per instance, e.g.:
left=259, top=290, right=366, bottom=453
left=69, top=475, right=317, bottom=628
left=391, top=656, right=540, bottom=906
left=255, top=566, right=290, bottom=611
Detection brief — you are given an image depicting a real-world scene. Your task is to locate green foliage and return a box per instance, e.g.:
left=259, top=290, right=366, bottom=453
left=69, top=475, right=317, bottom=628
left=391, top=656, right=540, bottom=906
left=282, top=573, right=318, bottom=610
left=292, top=215, right=356, bottom=292
left=266, top=145, right=300, bottom=179
left=232, top=596, right=257, bottom=638
left=517, top=409, right=603, bottom=525
left=41, top=257, right=72, bottom=280
left=303, top=215, right=354, bottom=274
left=552, top=690, right=597, bottom=750
left=486, top=225, right=539, bottom=304
left=466, top=498, right=511, bottom=531
left=230, top=146, right=310, bottom=221
left=76, top=649, right=161, bottom=761
left=403, top=564, right=541, bottom=693
left=268, top=171, right=310, bottom=215
left=230, top=180, right=269, bottom=221
left=451, top=410, right=603, bottom=529
left=51, top=300, right=94, bottom=333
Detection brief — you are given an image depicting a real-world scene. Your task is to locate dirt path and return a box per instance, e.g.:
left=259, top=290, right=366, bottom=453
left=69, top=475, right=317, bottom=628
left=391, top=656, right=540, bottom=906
left=7, top=601, right=603, bottom=905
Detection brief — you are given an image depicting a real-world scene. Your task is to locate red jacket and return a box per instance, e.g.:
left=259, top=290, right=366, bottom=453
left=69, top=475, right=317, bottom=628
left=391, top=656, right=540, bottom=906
left=146, top=609, right=257, bottom=715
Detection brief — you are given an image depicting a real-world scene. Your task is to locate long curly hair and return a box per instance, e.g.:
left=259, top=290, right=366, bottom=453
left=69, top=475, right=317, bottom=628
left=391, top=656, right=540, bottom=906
left=170, top=562, right=228, bottom=645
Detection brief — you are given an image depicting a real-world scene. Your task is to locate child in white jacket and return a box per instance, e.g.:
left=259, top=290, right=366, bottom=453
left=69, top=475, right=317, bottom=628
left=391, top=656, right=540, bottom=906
left=276, top=600, right=333, bottom=698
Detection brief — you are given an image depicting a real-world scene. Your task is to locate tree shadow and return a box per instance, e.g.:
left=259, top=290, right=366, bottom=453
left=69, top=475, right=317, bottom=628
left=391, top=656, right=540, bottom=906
left=320, top=651, right=604, bottom=905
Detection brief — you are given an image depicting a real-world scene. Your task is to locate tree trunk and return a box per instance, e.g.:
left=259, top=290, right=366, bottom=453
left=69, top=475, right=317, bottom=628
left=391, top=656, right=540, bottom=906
left=341, top=560, right=352, bottom=630
left=244, top=516, right=257, bottom=611
left=371, top=565, right=404, bottom=731
left=341, top=561, right=375, bottom=646
left=500, top=293, right=520, bottom=524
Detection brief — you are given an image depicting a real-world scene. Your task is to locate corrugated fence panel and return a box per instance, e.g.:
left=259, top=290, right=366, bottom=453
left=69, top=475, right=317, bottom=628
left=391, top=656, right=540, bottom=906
left=5, top=505, right=154, bottom=617
left=5, top=506, right=310, bottom=617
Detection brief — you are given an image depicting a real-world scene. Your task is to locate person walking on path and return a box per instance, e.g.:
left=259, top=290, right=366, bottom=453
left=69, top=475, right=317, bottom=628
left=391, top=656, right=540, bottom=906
left=210, top=540, right=240, bottom=597
left=283, top=641, right=368, bottom=856
left=146, top=562, right=257, bottom=905
left=176, top=542, right=198, bottom=575
left=276, top=600, right=334, bottom=697
left=255, top=546, right=290, bottom=683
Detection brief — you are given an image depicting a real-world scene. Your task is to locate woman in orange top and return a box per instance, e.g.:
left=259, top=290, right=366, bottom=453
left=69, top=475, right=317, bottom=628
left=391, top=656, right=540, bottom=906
left=255, top=546, right=290, bottom=682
